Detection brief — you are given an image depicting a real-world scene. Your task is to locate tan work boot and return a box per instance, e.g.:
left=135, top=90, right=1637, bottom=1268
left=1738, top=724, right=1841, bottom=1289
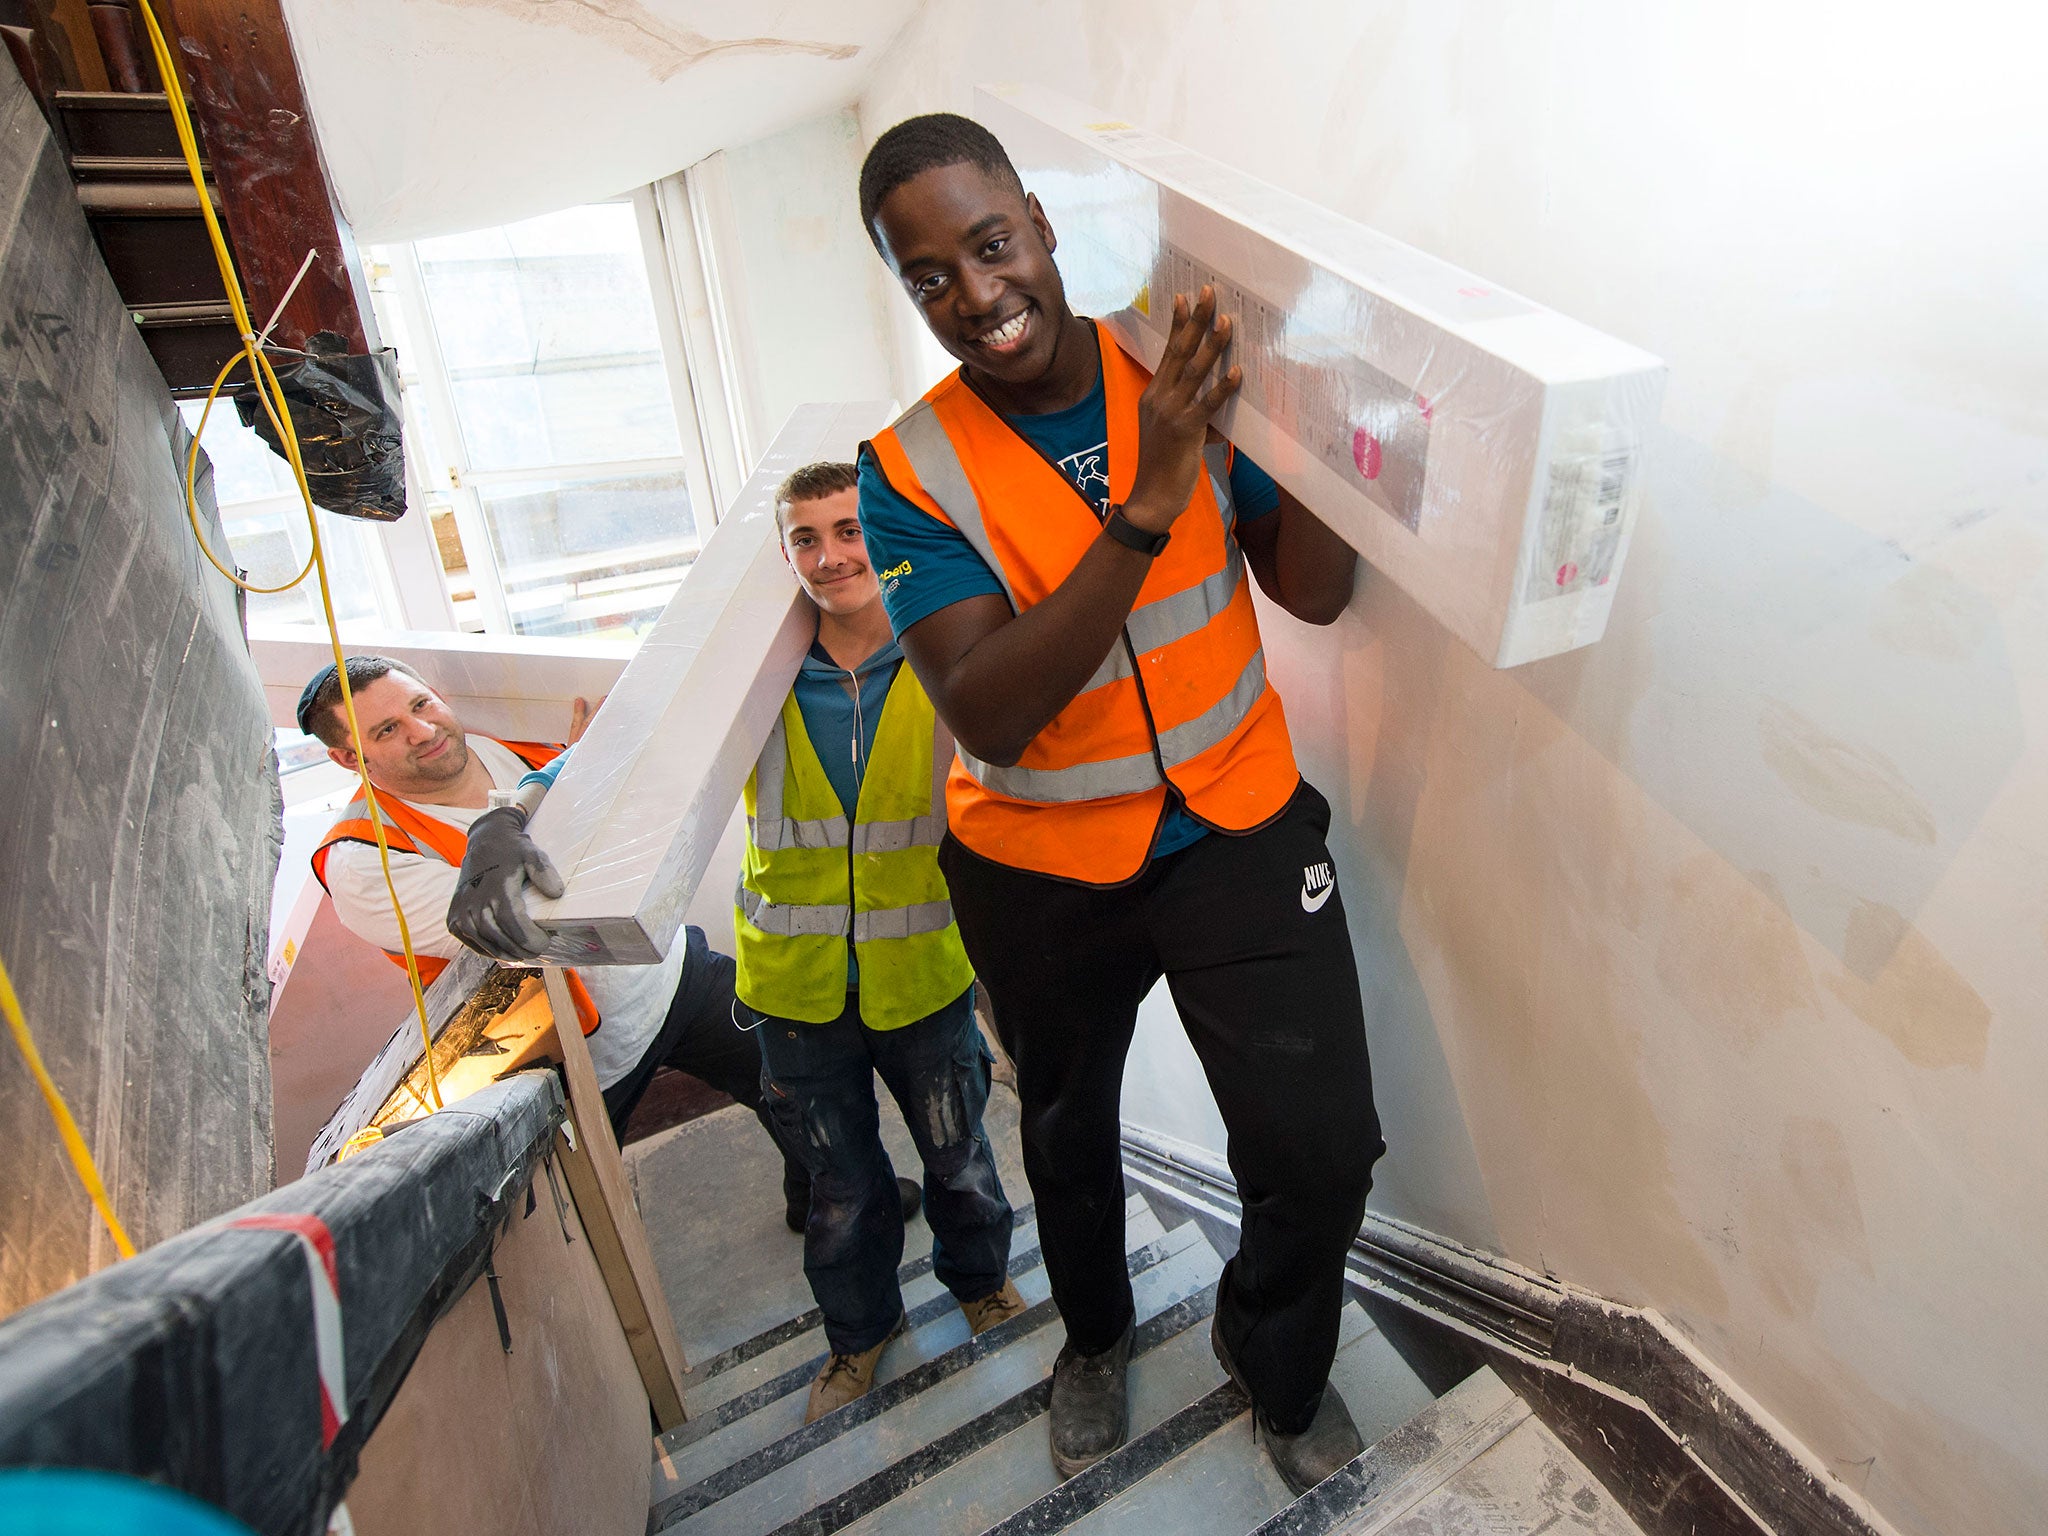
left=804, top=1313, right=904, bottom=1423
left=958, top=1276, right=1027, bottom=1336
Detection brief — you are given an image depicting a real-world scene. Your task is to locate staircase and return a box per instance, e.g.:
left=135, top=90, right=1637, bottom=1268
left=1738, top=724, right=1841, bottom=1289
left=631, top=1105, right=1648, bottom=1536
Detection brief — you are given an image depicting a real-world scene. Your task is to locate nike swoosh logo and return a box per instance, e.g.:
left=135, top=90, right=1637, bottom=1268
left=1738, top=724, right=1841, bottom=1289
left=1300, top=882, right=1334, bottom=914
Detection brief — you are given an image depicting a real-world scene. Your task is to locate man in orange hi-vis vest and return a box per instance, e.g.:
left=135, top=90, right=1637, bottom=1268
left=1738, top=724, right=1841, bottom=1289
left=300, top=655, right=882, bottom=1229
left=856, top=114, right=1385, bottom=1492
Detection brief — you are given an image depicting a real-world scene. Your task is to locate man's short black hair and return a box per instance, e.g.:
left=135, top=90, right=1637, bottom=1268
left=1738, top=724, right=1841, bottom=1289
left=859, top=112, right=1024, bottom=251
left=297, top=654, right=412, bottom=747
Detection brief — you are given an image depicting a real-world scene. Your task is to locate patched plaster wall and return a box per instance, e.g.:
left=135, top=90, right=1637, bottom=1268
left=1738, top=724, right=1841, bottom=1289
left=852, top=4, right=2048, bottom=1533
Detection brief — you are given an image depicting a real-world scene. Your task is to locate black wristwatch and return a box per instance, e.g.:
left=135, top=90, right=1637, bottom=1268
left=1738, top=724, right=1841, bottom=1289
left=1104, top=505, right=1169, bottom=556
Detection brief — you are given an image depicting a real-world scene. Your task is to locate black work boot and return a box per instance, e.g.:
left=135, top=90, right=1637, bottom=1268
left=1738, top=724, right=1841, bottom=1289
left=1049, top=1320, right=1133, bottom=1478
left=1211, top=1315, right=1363, bottom=1495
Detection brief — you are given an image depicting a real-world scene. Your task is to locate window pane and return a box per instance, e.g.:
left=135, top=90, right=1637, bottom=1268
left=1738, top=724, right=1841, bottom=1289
left=222, top=503, right=383, bottom=629
left=479, top=468, right=698, bottom=639
left=414, top=204, right=682, bottom=472
left=181, top=398, right=298, bottom=505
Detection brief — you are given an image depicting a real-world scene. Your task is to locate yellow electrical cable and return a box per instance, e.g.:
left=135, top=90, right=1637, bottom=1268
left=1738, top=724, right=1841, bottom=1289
left=0, top=952, right=136, bottom=1260
left=3, top=0, right=453, bottom=1273
left=124, top=0, right=444, bottom=1109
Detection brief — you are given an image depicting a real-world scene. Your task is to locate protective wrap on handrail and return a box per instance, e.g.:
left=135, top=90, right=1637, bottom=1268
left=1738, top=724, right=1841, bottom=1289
left=0, top=1070, right=565, bottom=1536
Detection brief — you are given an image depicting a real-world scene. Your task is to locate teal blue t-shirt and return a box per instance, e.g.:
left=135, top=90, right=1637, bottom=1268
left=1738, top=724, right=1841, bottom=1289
left=856, top=361, right=1280, bottom=862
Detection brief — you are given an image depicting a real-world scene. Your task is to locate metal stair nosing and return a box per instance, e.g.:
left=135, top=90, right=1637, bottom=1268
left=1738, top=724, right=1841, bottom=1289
left=977, top=1374, right=1255, bottom=1536
left=648, top=1224, right=1206, bottom=1532
left=1246, top=1368, right=1530, bottom=1536
left=758, top=1286, right=1228, bottom=1536
left=686, top=1199, right=1041, bottom=1390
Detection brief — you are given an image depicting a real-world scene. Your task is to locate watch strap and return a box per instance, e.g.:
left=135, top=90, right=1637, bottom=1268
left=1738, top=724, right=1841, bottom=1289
left=1104, top=505, right=1169, bottom=556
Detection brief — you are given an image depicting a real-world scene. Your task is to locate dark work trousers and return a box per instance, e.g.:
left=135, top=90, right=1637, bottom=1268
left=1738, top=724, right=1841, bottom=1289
left=940, top=780, right=1383, bottom=1434
left=601, top=926, right=809, bottom=1208
left=753, top=986, right=1015, bottom=1356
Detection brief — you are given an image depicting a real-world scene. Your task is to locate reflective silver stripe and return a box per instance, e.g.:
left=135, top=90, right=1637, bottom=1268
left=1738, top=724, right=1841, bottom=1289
left=748, top=711, right=852, bottom=851
left=1071, top=540, right=1245, bottom=695
left=750, top=814, right=850, bottom=852
left=957, top=742, right=1165, bottom=804
left=851, top=814, right=948, bottom=854
left=736, top=881, right=851, bottom=938
left=1157, top=648, right=1267, bottom=765
left=894, top=402, right=1018, bottom=611
left=957, top=647, right=1268, bottom=804
left=852, top=900, right=957, bottom=943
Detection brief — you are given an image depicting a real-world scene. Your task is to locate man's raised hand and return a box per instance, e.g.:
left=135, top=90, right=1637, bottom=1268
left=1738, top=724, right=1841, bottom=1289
left=1126, top=286, right=1242, bottom=535
left=447, top=806, right=564, bottom=963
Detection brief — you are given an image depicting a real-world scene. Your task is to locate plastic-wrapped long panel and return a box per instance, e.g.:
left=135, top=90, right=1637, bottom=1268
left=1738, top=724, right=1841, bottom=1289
left=248, top=621, right=631, bottom=741
left=979, top=84, right=1668, bottom=667
left=524, top=402, right=892, bottom=965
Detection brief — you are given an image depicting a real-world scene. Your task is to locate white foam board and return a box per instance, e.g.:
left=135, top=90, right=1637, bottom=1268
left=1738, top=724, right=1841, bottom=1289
left=979, top=84, right=1668, bottom=667
left=250, top=622, right=632, bottom=743
left=523, top=402, right=893, bottom=965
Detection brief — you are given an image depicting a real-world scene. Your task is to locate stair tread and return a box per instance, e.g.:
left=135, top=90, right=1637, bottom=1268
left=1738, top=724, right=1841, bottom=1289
left=679, top=1199, right=1156, bottom=1422
left=653, top=1231, right=1226, bottom=1534
left=1350, top=1412, right=1641, bottom=1536
left=830, top=1281, right=1241, bottom=1536
left=653, top=1213, right=1194, bottom=1500
left=1048, top=1301, right=1402, bottom=1536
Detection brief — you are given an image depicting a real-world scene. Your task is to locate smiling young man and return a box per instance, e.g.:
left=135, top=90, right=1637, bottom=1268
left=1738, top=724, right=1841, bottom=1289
left=731, top=464, right=1022, bottom=1420
left=855, top=114, right=1385, bottom=1490
left=436, top=470, right=1024, bottom=1422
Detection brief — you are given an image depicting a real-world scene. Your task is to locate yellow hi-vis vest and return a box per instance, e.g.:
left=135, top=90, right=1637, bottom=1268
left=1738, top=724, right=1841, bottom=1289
left=734, top=665, right=974, bottom=1030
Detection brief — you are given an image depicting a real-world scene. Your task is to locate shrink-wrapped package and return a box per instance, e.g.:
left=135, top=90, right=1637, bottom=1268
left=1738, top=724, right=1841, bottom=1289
left=524, top=402, right=892, bottom=964
left=981, top=84, right=1667, bottom=666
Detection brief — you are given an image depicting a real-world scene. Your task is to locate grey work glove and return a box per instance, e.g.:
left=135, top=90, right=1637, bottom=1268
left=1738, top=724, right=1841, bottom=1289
left=447, top=805, right=564, bottom=962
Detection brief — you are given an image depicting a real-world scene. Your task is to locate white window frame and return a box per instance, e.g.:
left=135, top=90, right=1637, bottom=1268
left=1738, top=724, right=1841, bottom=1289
left=255, top=189, right=734, bottom=638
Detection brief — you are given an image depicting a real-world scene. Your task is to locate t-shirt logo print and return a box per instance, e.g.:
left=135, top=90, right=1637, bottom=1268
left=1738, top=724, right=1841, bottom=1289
left=1058, top=443, right=1112, bottom=515
left=1300, top=861, right=1336, bottom=913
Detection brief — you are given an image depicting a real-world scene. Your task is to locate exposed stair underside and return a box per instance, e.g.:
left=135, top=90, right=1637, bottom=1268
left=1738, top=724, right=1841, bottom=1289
left=630, top=1100, right=1646, bottom=1536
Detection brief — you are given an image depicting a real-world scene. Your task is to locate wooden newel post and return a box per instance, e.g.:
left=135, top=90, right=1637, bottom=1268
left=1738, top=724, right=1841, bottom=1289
left=541, top=966, right=692, bottom=1431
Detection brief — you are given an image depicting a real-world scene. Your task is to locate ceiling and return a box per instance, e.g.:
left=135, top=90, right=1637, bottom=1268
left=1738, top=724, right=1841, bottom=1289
left=279, top=0, right=923, bottom=244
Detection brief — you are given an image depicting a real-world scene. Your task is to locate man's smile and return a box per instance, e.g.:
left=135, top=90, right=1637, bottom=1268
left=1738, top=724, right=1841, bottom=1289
left=972, top=306, right=1032, bottom=355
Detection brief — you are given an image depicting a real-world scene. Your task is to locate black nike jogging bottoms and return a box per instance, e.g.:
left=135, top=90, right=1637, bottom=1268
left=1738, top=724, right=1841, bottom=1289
left=939, top=778, right=1383, bottom=1433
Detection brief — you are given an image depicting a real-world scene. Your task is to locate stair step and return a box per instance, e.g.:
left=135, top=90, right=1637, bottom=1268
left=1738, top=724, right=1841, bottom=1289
left=827, top=1283, right=1240, bottom=1536
left=654, top=1204, right=1174, bottom=1496
left=678, top=1199, right=1154, bottom=1423
left=651, top=1225, right=1226, bottom=1534
left=1248, top=1367, right=1525, bottom=1535
left=995, top=1300, right=1419, bottom=1536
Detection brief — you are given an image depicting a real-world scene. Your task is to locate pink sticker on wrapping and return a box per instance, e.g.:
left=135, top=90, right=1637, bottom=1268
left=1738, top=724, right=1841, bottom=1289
left=1556, top=562, right=1579, bottom=586
left=1352, top=429, right=1382, bottom=480
left=1414, top=393, right=1433, bottom=421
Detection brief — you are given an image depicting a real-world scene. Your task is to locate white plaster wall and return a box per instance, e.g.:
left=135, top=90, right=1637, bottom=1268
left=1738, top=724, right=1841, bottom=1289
left=702, top=109, right=900, bottom=454
left=851, top=4, right=2048, bottom=1534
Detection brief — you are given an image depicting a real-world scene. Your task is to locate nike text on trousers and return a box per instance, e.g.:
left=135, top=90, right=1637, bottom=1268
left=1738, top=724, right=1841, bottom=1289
left=939, top=779, right=1384, bottom=1433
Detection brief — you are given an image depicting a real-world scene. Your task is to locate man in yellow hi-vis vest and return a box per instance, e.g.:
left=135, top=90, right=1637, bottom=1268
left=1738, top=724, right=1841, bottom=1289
left=449, top=463, right=1022, bottom=1423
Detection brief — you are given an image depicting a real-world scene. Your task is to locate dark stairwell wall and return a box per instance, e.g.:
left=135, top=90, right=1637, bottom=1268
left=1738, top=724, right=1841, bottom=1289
left=0, top=57, right=277, bottom=1315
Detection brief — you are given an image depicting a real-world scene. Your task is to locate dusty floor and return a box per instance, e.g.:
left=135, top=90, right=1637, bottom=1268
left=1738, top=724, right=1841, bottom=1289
left=624, top=1074, right=1032, bottom=1366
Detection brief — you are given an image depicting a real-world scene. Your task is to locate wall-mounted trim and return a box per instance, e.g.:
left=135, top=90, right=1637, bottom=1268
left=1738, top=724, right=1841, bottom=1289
left=1120, top=1126, right=1898, bottom=1536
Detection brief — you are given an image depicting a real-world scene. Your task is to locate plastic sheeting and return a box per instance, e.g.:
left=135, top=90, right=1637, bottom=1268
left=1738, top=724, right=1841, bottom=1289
left=981, top=84, right=1669, bottom=667
left=277, top=0, right=921, bottom=244
left=234, top=334, right=406, bottom=521
left=0, top=62, right=275, bottom=1316
left=521, top=402, right=891, bottom=964
left=0, top=1073, right=566, bottom=1536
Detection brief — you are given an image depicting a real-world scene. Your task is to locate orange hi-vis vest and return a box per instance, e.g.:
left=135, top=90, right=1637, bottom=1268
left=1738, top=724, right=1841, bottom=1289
left=866, top=324, right=1301, bottom=884
left=310, top=738, right=600, bottom=1033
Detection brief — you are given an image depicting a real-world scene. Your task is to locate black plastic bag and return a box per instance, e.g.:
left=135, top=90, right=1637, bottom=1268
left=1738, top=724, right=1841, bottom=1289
left=234, top=331, right=408, bottom=521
